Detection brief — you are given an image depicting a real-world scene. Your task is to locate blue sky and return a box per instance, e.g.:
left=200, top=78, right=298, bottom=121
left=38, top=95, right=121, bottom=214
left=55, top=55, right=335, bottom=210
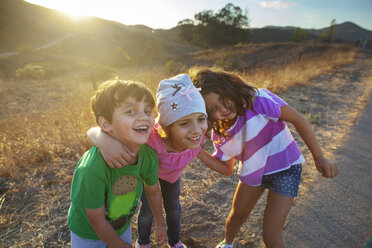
left=26, top=0, right=372, bottom=30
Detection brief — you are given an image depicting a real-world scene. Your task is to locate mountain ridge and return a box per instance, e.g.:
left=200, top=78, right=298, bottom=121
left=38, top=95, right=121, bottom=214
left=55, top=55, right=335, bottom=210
left=1, top=0, right=371, bottom=56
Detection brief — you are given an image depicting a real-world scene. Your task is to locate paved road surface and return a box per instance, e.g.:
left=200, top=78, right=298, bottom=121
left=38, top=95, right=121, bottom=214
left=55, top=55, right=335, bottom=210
left=284, top=91, right=372, bottom=248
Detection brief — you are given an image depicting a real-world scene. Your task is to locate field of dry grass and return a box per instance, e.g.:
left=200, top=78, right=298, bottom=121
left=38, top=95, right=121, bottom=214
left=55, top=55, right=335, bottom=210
left=0, top=42, right=366, bottom=247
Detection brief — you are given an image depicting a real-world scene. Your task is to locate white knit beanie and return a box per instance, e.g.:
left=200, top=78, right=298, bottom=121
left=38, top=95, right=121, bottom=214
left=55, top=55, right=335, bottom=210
left=156, top=74, right=207, bottom=127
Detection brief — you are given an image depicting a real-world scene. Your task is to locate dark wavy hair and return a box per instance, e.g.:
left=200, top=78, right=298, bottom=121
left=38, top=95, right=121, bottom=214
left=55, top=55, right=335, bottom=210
left=91, top=80, right=155, bottom=124
left=188, top=66, right=256, bottom=137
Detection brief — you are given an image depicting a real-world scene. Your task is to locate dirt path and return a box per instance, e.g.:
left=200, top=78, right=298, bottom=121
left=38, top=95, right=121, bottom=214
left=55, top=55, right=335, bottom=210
left=284, top=68, right=372, bottom=248
left=174, top=50, right=372, bottom=248
left=0, top=34, right=74, bottom=58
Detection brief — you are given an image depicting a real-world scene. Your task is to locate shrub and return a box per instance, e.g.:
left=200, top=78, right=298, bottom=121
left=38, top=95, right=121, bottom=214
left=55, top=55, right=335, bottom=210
left=34, top=60, right=73, bottom=77
left=15, top=64, right=45, bottom=81
left=89, top=64, right=117, bottom=90
left=164, top=60, right=183, bottom=74
left=292, top=28, right=309, bottom=42
left=215, top=51, right=239, bottom=70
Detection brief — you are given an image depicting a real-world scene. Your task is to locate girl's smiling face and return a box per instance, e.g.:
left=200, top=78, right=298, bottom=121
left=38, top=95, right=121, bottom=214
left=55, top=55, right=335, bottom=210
left=166, top=113, right=208, bottom=152
left=203, top=92, right=237, bottom=121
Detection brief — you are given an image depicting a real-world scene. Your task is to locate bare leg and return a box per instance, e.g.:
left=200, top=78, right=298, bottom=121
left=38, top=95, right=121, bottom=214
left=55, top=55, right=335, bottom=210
left=225, top=182, right=265, bottom=244
left=262, top=191, right=294, bottom=248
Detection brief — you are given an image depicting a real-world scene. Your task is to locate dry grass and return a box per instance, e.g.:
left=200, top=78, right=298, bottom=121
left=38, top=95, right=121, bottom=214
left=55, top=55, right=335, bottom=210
left=193, top=42, right=356, bottom=92
left=0, top=42, right=359, bottom=247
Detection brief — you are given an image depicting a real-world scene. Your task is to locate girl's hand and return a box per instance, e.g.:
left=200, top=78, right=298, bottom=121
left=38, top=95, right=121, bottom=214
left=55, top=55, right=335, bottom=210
left=280, top=106, right=339, bottom=179
left=101, top=139, right=135, bottom=168
left=314, top=156, right=339, bottom=178
left=155, top=223, right=167, bottom=244
left=87, top=127, right=135, bottom=168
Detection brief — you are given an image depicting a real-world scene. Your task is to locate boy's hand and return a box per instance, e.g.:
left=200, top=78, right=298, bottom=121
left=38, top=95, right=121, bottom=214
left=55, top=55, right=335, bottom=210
left=314, top=156, right=338, bottom=178
left=155, top=223, right=167, bottom=244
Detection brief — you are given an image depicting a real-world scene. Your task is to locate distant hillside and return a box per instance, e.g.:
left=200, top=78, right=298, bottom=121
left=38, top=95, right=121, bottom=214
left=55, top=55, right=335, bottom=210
left=0, top=0, right=369, bottom=71
left=267, top=22, right=372, bottom=42
left=308, top=22, right=372, bottom=41
left=0, top=0, right=72, bottom=50
left=0, top=0, right=202, bottom=69
left=250, top=28, right=318, bottom=43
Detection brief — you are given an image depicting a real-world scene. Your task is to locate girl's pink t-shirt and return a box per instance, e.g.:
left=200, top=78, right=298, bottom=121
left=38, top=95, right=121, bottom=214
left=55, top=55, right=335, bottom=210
left=146, top=123, right=204, bottom=183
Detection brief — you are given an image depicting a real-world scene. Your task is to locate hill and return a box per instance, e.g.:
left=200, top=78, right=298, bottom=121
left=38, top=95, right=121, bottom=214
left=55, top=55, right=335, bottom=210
left=1, top=0, right=370, bottom=76
left=309, top=22, right=372, bottom=41
left=0, top=0, right=198, bottom=67
left=250, top=27, right=318, bottom=43
left=2, top=0, right=371, bottom=56
left=266, top=22, right=372, bottom=42
left=0, top=0, right=72, bottom=51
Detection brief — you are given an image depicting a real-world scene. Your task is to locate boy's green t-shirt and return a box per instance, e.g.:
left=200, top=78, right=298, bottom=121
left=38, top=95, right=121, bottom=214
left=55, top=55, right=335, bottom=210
left=67, top=144, right=158, bottom=240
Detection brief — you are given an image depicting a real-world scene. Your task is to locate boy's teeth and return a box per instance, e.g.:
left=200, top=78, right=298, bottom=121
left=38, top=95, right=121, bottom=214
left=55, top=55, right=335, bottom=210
left=134, top=126, right=147, bottom=130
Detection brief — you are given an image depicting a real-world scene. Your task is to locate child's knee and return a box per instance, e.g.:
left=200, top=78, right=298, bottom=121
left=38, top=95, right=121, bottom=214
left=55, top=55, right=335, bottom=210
left=138, top=209, right=154, bottom=222
left=230, top=206, right=250, bottom=220
left=227, top=209, right=248, bottom=226
left=165, top=206, right=181, bottom=220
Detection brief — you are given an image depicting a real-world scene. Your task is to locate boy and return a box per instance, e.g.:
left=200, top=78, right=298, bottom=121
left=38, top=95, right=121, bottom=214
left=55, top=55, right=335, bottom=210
left=68, top=80, right=166, bottom=248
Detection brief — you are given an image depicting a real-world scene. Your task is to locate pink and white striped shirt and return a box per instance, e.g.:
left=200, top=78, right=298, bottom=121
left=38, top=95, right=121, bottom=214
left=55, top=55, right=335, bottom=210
left=212, top=89, right=305, bottom=186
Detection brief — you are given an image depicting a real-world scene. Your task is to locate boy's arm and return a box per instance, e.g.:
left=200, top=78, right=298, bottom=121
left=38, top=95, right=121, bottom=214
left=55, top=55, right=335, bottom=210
left=87, top=127, right=135, bottom=168
left=197, top=148, right=234, bottom=176
left=143, top=182, right=167, bottom=244
left=85, top=206, right=132, bottom=248
left=279, top=105, right=338, bottom=178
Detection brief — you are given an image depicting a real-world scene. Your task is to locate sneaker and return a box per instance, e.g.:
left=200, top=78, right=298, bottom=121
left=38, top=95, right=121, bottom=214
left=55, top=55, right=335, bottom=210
left=216, top=240, right=234, bottom=248
left=135, top=240, right=151, bottom=248
left=169, top=240, right=187, bottom=248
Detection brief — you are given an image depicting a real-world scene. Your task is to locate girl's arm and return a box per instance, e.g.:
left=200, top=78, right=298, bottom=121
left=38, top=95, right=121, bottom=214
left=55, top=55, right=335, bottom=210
left=144, top=182, right=167, bottom=244
left=280, top=105, right=339, bottom=178
left=85, top=206, right=132, bottom=248
left=197, top=148, right=234, bottom=176
left=87, top=127, right=135, bottom=168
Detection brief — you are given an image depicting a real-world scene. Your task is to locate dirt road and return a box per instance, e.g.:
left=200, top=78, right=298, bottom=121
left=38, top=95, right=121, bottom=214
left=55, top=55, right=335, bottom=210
left=284, top=75, right=372, bottom=247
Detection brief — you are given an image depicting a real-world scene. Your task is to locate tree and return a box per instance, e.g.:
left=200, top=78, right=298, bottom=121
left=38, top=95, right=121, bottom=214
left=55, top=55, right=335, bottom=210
left=215, top=3, right=249, bottom=28
left=194, top=10, right=216, bottom=26
left=177, top=3, right=250, bottom=48
left=177, top=19, right=194, bottom=42
left=292, top=28, right=309, bottom=42
left=320, top=19, right=336, bottom=43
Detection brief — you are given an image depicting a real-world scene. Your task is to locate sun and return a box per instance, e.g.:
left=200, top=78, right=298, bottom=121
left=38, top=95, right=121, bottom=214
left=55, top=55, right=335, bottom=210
left=24, top=0, right=178, bottom=29
left=59, top=8, right=89, bottom=19
left=25, top=0, right=90, bottom=19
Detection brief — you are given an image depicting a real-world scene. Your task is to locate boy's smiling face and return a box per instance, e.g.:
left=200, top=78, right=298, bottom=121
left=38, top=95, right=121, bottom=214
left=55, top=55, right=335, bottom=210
left=100, top=96, right=154, bottom=151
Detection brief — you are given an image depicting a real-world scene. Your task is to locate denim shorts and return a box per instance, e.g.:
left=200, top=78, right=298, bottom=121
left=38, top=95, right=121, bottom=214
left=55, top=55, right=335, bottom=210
left=70, top=226, right=131, bottom=248
left=259, top=164, right=302, bottom=197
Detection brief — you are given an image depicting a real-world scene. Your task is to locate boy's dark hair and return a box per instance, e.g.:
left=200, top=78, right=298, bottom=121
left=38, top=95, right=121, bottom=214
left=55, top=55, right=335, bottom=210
left=188, top=67, right=256, bottom=136
left=91, top=80, right=155, bottom=124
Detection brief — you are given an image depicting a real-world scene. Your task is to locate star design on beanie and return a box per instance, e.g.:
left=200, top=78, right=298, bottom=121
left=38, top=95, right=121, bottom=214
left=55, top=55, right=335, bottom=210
left=171, top=102, right=178, bottom=111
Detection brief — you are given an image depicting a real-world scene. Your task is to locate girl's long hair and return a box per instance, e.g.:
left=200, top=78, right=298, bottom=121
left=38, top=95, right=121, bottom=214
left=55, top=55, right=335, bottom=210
left=188, top=66, right=256, bottom=137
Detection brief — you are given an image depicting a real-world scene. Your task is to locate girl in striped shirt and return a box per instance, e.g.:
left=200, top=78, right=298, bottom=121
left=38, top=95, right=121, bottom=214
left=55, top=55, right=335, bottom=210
left=189, top=67, right=338, bottom=248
